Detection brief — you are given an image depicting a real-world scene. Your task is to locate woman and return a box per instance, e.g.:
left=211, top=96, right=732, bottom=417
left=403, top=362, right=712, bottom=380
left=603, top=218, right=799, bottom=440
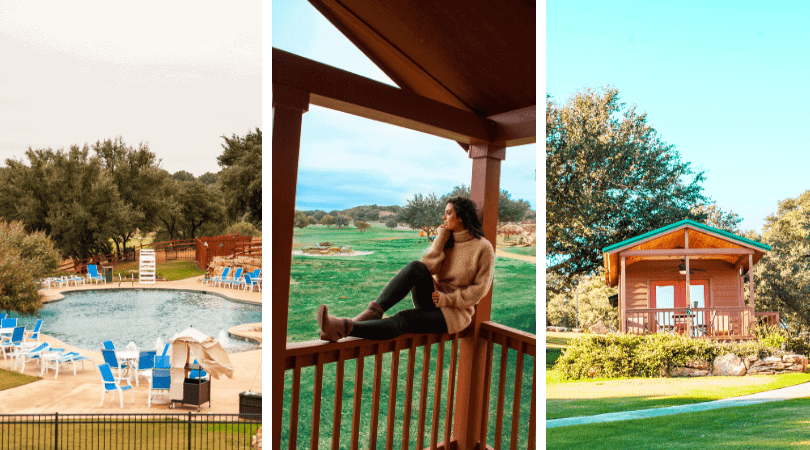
left=317, top=196, right=495, bottom=341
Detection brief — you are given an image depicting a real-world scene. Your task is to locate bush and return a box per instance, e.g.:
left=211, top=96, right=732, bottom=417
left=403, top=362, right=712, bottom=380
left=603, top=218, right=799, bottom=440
left=552, top=332, right=790, bottom=380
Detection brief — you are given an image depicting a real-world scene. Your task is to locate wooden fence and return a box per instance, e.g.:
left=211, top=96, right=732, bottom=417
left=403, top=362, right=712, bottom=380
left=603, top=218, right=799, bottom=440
left=195, top=235, right=254, bottom=270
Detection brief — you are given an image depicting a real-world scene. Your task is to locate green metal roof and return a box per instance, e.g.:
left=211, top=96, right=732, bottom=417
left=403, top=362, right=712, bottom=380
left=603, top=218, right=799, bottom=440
left=602, top=219, right=771, bottom=253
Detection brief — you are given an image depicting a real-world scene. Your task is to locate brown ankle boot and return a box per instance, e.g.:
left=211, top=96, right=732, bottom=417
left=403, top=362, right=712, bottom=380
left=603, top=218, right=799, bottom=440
left=317, top=305, right=353, bottom=342
left=352, top=302, right=384, bottom=322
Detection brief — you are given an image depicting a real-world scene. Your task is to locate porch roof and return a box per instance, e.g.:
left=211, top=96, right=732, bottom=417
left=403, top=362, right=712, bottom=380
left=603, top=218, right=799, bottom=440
left=603, top=219, right=771, bottom=287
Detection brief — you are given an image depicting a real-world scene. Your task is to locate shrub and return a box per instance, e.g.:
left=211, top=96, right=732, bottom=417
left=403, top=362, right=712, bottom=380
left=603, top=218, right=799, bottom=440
left=552, top=332, right=792, bottom=380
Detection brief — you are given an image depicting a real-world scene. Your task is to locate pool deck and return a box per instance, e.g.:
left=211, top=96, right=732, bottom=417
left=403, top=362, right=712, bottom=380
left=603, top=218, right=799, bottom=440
left=0, top=276, right=262, bottom=414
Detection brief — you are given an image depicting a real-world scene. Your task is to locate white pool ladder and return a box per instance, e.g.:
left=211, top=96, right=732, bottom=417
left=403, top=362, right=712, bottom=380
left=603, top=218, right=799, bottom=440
left=139, top=249, right=157, bottom=284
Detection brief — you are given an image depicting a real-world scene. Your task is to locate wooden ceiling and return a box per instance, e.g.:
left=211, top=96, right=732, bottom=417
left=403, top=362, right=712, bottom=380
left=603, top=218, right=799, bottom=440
left=306, top=0, right=536, bottom=117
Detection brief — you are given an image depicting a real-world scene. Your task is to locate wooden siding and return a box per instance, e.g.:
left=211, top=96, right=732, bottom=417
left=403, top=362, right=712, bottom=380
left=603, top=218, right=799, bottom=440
left=624, top=260, right=744, bottom=308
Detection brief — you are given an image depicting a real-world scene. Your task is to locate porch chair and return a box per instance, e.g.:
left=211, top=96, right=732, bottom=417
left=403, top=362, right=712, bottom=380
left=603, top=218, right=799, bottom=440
left=212, top=267, right=231, bottom=287
left=149, top=355, right=171, bottom=407
left=98, top=363, right=134, bottom=408
left=24, top=319, right=43, bottom=341
left=86, top=265, right=106, bottom=284
left=134, top=350, right=156, bottom=387
left=101, top=348, right=130, bottom=381
left=16, top=342, right=49, bottom=373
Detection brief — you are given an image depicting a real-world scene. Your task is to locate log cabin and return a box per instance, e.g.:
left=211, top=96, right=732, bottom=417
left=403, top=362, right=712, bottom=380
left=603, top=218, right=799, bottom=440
left=272, top=1, right=536, bottom=448
left=603, top=219, right=779, bottom=340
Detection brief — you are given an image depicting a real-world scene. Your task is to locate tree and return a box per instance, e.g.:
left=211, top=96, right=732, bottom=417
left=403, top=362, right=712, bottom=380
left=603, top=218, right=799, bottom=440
left=198, top=172, right=219, bottom=186
left=0, top=221, right=60, bottom=316
left=177, top=181, right=226, bottom=238
left=335, top=215, right=350, bottom=228
left=386, top=218, right=398, bottom=229
left=442, top=184, right=532, bottom=223
left=400, top=193, right=444, bottom=235
left=171, top=170, right=196, bottom=182
left=218, top=128, right=262, bottom=227
left=93, top=137, right=166, bottom=254
left=294, top=211, right=309, bottom=229
left=312, top=210, right=327, bottom=222
left=0, top=145, right=130, bottom=259
left=546, top=270, right=618, bottom=329
left=546, top=87, right=709, bottom=292
left=754, top=190, right=810, bottom=334
left=308, top=216, right=318, bottom=225
left=321, top=214, right=335, bottom=227
left=355, top=220, right=370, bottom=232
left=524, top=210, right=537, bottom=221
left=224, top=221, right=261, bottom=237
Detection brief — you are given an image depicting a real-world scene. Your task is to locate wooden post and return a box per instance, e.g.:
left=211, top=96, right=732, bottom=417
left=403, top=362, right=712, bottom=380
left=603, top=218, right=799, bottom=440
left=271, top=82, right=309, bottom=449
left=620, top=256, right=626, bottom=333
left=453, top=143, right=504, bottom=450
left=749, top=254, right=755, bottom=306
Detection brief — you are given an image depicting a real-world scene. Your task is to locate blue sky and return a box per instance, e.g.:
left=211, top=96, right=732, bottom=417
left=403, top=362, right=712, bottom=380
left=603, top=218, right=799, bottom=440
left=547, top=1, right=810, bottom=233
left=271, top=0, right=537, bottom=213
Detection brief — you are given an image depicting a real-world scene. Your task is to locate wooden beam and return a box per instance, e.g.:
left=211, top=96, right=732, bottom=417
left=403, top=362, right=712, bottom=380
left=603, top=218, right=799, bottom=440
left=271, top=83, right=309, bottom=450
left=749, top=254, right=755, bottom=307
left=273, top=47, right=496, bottom=145
left=619, top=248, right=755, bottom=257
left=620, top=256, right=626, bottom=333
left=487, top=105, right=536, bottom=147
left=454, top=143, right=502, bottom=449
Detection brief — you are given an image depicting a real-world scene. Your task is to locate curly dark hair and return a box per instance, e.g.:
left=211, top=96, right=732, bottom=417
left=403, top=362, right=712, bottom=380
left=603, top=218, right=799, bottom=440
left=444, top=196, right=485, bottom=248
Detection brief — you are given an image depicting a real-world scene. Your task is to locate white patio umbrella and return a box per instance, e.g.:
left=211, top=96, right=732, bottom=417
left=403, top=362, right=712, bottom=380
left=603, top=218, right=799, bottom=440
left=168, top=327, right=234, bottom=402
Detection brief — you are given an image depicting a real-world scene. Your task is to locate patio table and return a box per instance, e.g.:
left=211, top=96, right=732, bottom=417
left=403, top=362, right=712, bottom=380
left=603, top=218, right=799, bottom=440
left=116, top=350, right=139, bottom=380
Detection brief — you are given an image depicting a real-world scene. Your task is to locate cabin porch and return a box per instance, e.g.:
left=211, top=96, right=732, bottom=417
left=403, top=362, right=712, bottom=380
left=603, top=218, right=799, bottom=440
left=624, top=307, right=780, bottom=340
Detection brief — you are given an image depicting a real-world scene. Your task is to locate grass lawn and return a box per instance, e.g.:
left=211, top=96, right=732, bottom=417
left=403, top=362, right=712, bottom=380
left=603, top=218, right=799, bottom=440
left=284, top=223, right=536, bottom=448
left=499, top=245, right=536, bottom=257
left=546, top=331, right=810, bottom=419
left=0, top=368, right=39, bottom=392
left=109, top=259, right=205, bottom=282
left=547, top=397, right=810, bottom=449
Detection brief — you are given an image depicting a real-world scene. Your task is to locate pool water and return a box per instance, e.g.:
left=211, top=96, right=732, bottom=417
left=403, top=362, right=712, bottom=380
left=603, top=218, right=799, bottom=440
left=8, top=290, right=262, bottom=353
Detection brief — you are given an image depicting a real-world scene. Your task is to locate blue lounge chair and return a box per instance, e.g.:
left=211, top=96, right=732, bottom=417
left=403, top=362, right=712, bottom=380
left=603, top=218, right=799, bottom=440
left=223, top=268, right=243, bottom=289
left=101, top=348, right=129, bottom=380
left=24, top=319, right=43, bottom=341
left=0, top=326, right=25, bottom=364
left=149, top=355, right=171, bottom=407
left=160, top=342, right=170, bottom=357
left=134, top=350, right=156, bottom=387
left=241, top=274, right=260, bottom=292
left=87, top=265, right=106, bottom=284
left=98, top=363, right=134, bottom=408
left=42, top=350, right=91, bottom=378
left=212, top=267, right=231, bottom=287
left=16, top=341, right=49, bottom=373
left=189, top=359, right=207, bottom=380
left=103, top=340, right=116, bottom=351
left=1, top=318, right=18, bottom=329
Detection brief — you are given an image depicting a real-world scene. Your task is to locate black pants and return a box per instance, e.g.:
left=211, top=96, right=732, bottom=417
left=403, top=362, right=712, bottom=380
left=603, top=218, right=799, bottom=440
left=350, top=261, right=448, bottom=340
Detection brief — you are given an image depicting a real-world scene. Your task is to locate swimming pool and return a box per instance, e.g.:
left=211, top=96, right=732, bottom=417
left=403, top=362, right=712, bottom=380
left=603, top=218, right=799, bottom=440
left=8, top=290, right=262, bottom=353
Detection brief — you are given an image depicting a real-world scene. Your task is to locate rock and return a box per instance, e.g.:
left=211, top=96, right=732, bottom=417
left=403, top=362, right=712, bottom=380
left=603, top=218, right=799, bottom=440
left=670, top=366, right=710, bottom=377
left=589, top=321, right=609, bottom=335
left=251, top=427, right=262, bottom=450
left=207, top=256, right=261, bottom=278
left=783, top=354, right=808, bottom=372
left=684, top=359, right=712, bottom=370
left=713, top=354, right=747, bottom=376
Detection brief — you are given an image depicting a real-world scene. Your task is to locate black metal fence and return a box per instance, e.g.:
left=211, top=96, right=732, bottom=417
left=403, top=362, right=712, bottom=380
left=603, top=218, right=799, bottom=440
left=0, top=413, right=261, bottom=450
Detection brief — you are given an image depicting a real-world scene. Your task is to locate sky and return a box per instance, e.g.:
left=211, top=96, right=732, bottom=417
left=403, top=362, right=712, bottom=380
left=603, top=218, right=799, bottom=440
left=547, top=1, right=810, bottom=234
left=0, top=1, right=261, bottom=177
left=271, top=0, right=537, bottom=213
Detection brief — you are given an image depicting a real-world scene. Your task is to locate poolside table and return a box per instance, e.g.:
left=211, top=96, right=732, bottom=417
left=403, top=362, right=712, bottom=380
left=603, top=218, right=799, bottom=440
left=115, top=350, right=140, bottom=380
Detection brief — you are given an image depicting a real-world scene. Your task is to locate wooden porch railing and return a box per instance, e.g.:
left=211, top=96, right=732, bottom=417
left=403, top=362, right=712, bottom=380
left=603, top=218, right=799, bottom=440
left=282, top=321, right=536, bottom=450
left=625, top=307, right=779, bottom=340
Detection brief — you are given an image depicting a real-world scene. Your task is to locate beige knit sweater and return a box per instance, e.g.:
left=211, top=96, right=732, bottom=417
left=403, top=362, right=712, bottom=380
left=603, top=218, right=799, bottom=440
left=420, top=227, right=495, bottom=334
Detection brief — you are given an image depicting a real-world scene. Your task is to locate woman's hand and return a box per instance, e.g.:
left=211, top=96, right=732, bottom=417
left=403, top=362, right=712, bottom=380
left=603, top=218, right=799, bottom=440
left=432, top=291, right=441, bottom=306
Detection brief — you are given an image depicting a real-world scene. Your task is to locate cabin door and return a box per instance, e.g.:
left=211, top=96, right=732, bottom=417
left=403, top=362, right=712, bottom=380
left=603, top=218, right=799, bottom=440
left=651, top=280, right=709, bottom=332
